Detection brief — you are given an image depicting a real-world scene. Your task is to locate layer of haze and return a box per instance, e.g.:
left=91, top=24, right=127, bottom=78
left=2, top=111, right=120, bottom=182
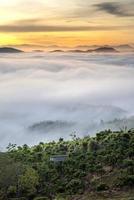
left=0, top=52, right=134, bottom=149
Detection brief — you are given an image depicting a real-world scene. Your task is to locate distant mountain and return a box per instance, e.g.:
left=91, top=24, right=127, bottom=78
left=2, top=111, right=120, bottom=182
left=116, top=44, right=133, bottom=49
left=50, top=50, right=64, bottom=53
left=29, top=120, right=75, bottom=132
left=26, top=44, right=134, bottom=53
left=92, top=47, right=118, bottom=53
left=49, top=45, right=133, bottom=53
left=68, top=50, right=86, bottom=53
left=104, top=115, right=134, bottom=130
left=57, top=104, right=126, bottom=121
left=68, top=47, right=118, bottom=53
left=115, top=44, right=134, bottom=52
left=0, top=47, right=23, bottom=53
left=28, top=105, right=126, bottom=136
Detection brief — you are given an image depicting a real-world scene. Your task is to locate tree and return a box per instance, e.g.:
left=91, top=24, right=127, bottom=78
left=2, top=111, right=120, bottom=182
left=19, top=167, right=39, bottom=197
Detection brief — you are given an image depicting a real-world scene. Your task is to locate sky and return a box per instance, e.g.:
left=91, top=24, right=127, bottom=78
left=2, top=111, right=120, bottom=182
left=0, top=0, right=134, bottom=47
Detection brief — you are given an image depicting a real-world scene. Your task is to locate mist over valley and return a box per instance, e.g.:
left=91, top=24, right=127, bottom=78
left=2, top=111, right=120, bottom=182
left=0, top=52, right=134, bottom=149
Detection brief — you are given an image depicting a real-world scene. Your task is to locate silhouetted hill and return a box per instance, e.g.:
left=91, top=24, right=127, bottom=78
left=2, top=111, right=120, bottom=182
left=69, top=49, right=86, bottom=53
left=115, top=44, right=134, bottom=52
left=116, top=44, right=133, bottom=49
left=93, top=47, right=118, bottom=53
left=50, top=50, right=64, bottom=53
left=49, top=47, right=118, bottom=53
left=0, top=47, right=23, bottom=53
left=29, top=120, right=75, bottom=132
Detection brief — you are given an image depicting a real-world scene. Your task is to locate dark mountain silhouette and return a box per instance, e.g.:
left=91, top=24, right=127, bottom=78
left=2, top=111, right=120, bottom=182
left=50, top=50, right=64, bottom=53
left=68, top=47, right=118, bottom=53
left=116, top=44, right=133, bottom=49
left=0, top=47, right=23, bottom=53
left=29, top=120, right=75, bottom=132
left=50, top=47, right=118, bottom=53
left=68, top=49, right=86, bottom=53
left=115, top=44, right=134, bottom=52
left=92, top=47, right=118, bottom=53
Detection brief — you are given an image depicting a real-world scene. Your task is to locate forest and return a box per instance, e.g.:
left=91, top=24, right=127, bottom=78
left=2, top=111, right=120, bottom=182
left=0, top=129, right=134, bottom=200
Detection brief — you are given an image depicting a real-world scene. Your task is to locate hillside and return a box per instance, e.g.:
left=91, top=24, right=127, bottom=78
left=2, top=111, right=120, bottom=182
left=29, top=120, right=75, bottom=133
left=92, top=47, right=118, bottom=53
left=0, top=47, right=23, bottom=53
left=0, top=129, right=134, bottom=200
left=49, top=47, right=118, bottom=53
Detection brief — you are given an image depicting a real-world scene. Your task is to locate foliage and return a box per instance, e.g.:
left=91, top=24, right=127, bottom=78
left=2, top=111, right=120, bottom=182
left=96, top=183, right=109, bottom=191
left=0, top=129, right=134, bottom=200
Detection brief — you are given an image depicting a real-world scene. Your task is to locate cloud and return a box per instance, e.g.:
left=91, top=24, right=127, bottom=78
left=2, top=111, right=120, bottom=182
left=15, top=18, right=45, bottom=25
left=0, top=52, right=134, bottom=149
left=94, top=1, right=134, bottom=17
left=0, top=21, right=133, bottom=32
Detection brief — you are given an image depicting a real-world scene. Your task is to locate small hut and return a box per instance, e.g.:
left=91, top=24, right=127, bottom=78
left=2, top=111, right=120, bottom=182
left=50, top=155, right=67, bottom=163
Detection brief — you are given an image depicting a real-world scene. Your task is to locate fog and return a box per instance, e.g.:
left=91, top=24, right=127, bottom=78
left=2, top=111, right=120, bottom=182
left=0, top=52, right=134, bottom=149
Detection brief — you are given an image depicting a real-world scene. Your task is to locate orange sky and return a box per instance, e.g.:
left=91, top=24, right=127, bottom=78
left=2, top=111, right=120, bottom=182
left=0, top=0, right=134, bottom=49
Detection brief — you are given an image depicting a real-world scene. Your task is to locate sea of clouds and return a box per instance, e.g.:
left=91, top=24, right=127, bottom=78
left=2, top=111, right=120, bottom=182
left=0, top=52, right=134, bottom=149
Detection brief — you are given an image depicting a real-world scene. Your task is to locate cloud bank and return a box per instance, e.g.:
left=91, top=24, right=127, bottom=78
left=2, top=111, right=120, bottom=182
left=94, top=1, right=134, bottom=17
left=0, top=23, right=133, bottom=32
left=0, top=52, right=134, bottom=149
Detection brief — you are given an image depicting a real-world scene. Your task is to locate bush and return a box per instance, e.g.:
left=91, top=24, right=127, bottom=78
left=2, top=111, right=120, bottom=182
left=8, top=198, right=27, bottom=200
left=66, top=179, right=84, bottom=194
left=119, top=175, right=134, bottom=186
left=128, top=198, right=134, bottom=200
left=96, top=183, right=109, bottom=191
left=7, top=186, right=17, bottom=196
left=55, top=194, right=68, bottom=200
left=33, top=197, right=49, bottom=200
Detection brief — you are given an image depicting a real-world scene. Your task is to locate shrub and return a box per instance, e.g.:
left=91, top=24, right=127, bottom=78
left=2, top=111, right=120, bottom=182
left=96, top=183, right=109, bottom=191
left=8, top=198, right=27, bottom=200
left=7, top=186, right=17, bottom=196
left=66, top=179, right=84, bottom=194
left=119, top=175, right=134, bottom=186
left=33, top=197, right=49, bottom=200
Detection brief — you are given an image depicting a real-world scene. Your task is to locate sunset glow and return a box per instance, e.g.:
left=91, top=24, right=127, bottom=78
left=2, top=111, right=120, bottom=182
left=0, top=0, right=134, bottom=49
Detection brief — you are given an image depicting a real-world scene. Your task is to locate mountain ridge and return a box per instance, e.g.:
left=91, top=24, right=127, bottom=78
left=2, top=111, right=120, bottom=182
left=0, top=47, right=23, bottom=53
